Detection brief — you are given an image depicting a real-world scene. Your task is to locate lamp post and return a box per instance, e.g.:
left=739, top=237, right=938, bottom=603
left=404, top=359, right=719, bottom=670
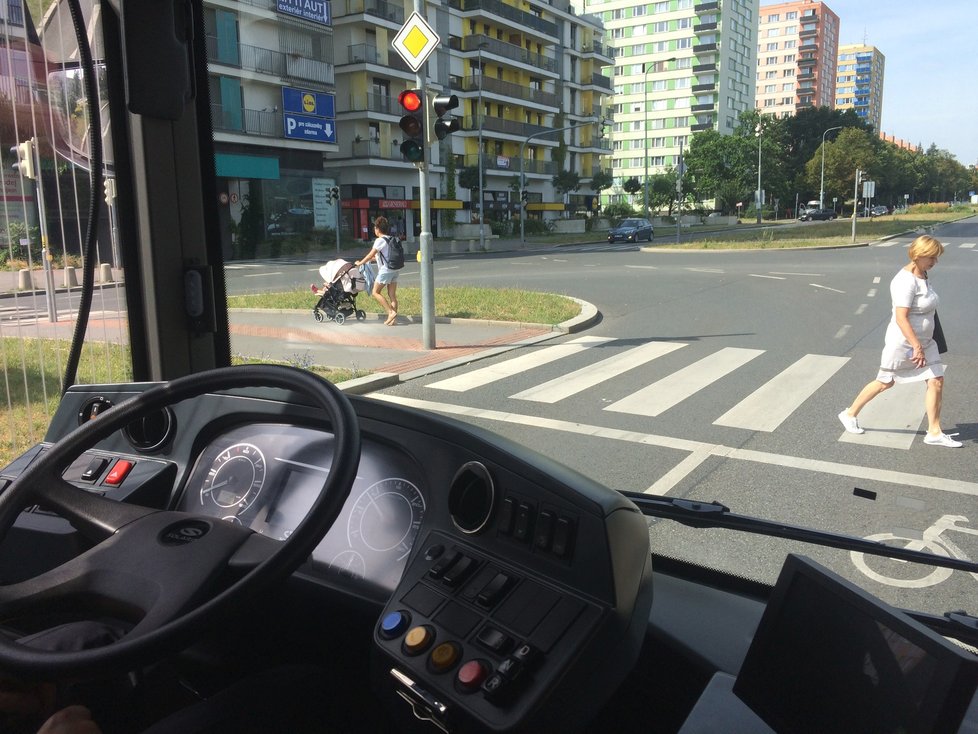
left=476, top=42, right=489, bottom=252
left=819, top=126, right=842, bottom=210
left=755, top=121, right=762, bottom=224
left=641, top=58, right=676, bottom=221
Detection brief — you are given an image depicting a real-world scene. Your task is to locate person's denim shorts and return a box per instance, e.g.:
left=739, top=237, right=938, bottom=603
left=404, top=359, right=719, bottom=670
left=376, top=269, right=398, bottom=285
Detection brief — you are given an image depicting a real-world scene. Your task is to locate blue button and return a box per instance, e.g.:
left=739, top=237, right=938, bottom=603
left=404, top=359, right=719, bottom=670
left=380, top=610, right=410, bottom=639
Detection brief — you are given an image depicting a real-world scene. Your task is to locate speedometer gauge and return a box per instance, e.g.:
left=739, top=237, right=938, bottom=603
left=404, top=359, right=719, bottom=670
left=348, top=478, right=425, bottom=561
left=200, top=442, right=266, bottom=511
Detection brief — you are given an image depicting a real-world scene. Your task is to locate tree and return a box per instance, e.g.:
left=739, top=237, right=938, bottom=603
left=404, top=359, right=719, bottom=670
left=553, top=170, right=581, bottom=216
left=622, top=177, right=641, bottom=197
left=458, top=165, right=480, bottom=193
left=803, top=127, right=876, bottom=211
left=590, top=169, right=613, bottom=195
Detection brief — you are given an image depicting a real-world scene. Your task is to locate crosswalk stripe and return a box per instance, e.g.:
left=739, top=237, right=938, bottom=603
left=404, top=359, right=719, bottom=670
left=426, top=335, right=614, bottom=392
left=511, top=340, right=687, bottom=403
left=714, top=354, right=849, bottom=431
left=605, top=347, right=764, bottom=417
left=839, top=381, right=927, bottom=449
left=961, top=242, right=976, bottom=249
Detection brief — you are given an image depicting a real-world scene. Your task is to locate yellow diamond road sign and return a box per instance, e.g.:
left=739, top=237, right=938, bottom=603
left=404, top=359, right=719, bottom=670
left=392, top=12, right=440, bottom=72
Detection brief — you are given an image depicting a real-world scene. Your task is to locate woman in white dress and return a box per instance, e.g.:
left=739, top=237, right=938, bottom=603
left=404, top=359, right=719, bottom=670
left=838, top=234, right=961, bottom=447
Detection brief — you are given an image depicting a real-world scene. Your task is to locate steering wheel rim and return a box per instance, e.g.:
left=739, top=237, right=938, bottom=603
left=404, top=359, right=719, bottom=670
left=0, top=364, right=360, bottom=678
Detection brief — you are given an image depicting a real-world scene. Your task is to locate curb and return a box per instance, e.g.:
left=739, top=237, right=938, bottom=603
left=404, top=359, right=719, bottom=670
left=335, top=295, right=601, bottom=393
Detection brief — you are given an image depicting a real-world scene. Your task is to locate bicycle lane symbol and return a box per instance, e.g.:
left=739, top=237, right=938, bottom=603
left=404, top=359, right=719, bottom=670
left=850, top=515, right=978, bottom=588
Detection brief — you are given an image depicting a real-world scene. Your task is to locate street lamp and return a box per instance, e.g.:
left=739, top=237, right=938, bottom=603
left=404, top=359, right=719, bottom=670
left=819, top=126, right=842, bottom=209
left=643, top=57, right=675, bottom=221
left=755, top=121, right=762, bottom=224
left=476, top=42, right=489, bottom=252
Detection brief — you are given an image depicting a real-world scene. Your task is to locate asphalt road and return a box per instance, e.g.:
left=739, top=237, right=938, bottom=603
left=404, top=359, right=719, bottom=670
left=370, top=219, right=978, bottom=616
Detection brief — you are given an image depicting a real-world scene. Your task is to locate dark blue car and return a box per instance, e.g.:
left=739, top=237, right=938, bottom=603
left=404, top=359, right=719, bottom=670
left=608, top=218, right=654, bottom=242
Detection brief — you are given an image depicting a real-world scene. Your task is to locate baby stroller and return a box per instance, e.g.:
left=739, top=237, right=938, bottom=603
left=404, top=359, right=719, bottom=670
left=312, top=259, right=367, bottom=324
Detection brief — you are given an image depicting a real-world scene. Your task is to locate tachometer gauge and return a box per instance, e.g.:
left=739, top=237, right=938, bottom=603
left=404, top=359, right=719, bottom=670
left=348, top=478, right=425, bottom=561
left=201, top=442, right=266, bottom=511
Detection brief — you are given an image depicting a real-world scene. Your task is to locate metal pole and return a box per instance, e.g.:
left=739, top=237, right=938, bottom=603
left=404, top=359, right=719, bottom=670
left=643, top=63, right=650, bottom=221
left=335, top=190, right=341, bottom=254
left=675, top=137, right=683, bottom=246
left=819, top=126, right=842, bottom=209
left=755, top=122, right=762, bottom=225
left=519, top=119, right=599, bottom=247
left=415, top=0, right=434, bottom=349
left=851, top=168, right=861, bottom=243
left=477, top=44, right=486, bottom=252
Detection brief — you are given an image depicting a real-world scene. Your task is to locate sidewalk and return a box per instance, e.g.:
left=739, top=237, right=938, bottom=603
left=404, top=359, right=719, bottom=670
left=1, top=262, right=598, bottom=393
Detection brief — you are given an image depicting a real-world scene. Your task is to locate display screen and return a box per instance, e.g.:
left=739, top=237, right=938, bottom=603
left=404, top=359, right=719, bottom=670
left=733, top=555, right=978, bottom=734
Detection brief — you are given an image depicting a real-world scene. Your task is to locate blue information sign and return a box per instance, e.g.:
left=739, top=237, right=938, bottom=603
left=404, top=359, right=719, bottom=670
left=277, top=0, right=331, bottom=26
left=284, top=114, right=336, bottom=143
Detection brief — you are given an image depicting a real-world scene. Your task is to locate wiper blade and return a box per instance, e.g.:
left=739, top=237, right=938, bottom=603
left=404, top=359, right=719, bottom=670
left=621, top=491, right=978, bottom=575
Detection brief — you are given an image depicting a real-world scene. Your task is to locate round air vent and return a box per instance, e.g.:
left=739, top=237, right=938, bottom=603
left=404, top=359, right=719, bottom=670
left=448, top=461, right=495, bottom=534
left=123, top=408, right=176, bottom=452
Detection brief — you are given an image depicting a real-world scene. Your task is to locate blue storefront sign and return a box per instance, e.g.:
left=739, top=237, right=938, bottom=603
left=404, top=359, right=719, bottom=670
left=284, top=114, right=336, bottom=143
left=282, top=88, right=335, bottom=120
left=277, top=0, right=331, bottom=26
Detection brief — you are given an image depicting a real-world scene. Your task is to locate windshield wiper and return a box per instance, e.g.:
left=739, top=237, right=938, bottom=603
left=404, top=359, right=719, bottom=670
left=621, top=492, right=978, bottom=576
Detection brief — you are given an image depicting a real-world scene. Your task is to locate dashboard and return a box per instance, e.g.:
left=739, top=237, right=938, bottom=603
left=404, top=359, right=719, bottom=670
left=177, top=423, right=426, bottom=598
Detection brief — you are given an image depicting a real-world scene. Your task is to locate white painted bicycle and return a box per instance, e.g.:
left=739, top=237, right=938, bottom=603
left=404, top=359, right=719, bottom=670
left=850, top=515, right=978, bottom=588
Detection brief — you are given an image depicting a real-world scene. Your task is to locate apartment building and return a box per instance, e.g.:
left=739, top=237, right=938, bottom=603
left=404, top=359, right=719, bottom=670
left=756, top=0, right=839, bottom=117
left=203, top=0, right=612, bottom=251
left=587, top=0, right=759, bottom=202
left=835, top=44, right=884, bottom=131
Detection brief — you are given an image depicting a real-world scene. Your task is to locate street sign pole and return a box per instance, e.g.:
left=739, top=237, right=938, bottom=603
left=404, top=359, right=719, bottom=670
left=393, top=7, right=440, bottom=348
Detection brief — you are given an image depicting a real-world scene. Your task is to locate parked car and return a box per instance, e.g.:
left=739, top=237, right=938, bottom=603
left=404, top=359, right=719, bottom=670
left=799, top=208, right=837, bottom=221
left=608, top=218, right=654, bottom=242
left=870, top=205, right=889, bottom=217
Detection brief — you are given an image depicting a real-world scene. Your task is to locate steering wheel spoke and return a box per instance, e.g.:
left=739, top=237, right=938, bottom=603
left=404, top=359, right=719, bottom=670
left=0, top=365, right=360, bottom=678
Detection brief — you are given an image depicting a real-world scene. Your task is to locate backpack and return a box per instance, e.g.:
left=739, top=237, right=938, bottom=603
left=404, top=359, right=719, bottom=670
left=381, top=235, right=405, bottom=270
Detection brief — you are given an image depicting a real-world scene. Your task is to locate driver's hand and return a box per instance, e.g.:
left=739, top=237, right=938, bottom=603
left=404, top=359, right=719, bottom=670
left=37, top=706, right=102, bottom=734
left=1, top=677, right=56, bottom=728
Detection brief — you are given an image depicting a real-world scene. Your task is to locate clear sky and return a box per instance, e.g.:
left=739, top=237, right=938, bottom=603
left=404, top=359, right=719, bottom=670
left=824, top=0, right=977, bottom=166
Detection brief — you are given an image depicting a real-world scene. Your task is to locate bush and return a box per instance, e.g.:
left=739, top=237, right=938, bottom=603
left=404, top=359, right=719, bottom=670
left=602, top=202, right=635, bottom=220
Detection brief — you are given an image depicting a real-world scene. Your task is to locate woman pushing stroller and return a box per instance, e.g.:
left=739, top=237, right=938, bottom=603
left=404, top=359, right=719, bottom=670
left=355, top=216, right=399, bottom=326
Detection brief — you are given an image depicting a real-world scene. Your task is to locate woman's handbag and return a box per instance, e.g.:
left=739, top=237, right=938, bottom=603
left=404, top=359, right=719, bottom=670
left=933, top=312, right=947, bottom=354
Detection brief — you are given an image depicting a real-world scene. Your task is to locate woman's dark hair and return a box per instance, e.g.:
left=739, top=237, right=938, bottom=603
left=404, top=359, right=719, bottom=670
left=373, top=216, right=389, bottom=234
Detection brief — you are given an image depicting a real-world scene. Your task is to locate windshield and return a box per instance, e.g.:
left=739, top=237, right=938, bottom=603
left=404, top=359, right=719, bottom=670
left=1, top=0, right=977, bottom=630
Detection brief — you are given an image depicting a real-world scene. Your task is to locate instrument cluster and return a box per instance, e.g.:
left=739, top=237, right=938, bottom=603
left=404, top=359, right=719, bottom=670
left=179, top=423, right=426, bottom=597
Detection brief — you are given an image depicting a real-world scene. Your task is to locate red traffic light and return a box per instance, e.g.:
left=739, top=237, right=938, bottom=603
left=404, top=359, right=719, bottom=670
left=398, top=89, right=423, bottom=112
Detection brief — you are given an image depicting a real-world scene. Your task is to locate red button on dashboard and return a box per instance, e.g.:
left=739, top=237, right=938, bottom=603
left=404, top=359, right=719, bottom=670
left=456, top=660, right=489, bottom=692
left=104, top=460, right=133, bottom=486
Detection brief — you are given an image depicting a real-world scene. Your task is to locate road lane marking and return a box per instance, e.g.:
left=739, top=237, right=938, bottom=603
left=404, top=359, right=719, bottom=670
left=714, top=354, right=849, bottom=432
left=605, top=347, right=764, bottom=417
left=373, top=395, right=978, bottom=497
left=839, top=381, right=927, bottom=450
left=426, top=336, right=614, bottom=392
left=686, top=267, right=724, bottom=273
left=770, top=272, right=823, bottom=276
left=960, top=243, right=975, bottom=249
left=244, top=272, right=282, bottom=278
left=511, top=341, right=687, bottom=404
left=749, top=274, right=786, bottom=279
left=811, top=284, right=844, bottom=293
left=834, top=325, right=850, bottom=339
left=855, top=304, right=868, bottom=315
left=873, top=277, right=881, bottom=284
left=624, top=265, right=659, bottom=270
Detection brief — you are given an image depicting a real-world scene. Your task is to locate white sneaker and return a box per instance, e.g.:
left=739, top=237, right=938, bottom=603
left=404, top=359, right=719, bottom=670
left=838, top=410, right=864, bottom=434
left=923, top=432, right=963, bottom=448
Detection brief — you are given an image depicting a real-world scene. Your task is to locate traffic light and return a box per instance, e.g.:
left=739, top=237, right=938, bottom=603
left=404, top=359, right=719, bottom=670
left=104, top=177, right=116, bottom=206
left=520, top=189, right=528, bottom=208
left=329, top=186, right=339, bottom=204
left=432, top=94, right=461, bottom=140
left=398, top=89, right=425, bottom=163
left=10, top=139, right=35, bottom=180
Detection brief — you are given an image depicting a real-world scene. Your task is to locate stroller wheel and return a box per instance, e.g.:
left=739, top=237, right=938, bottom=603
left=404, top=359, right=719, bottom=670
left=356, top=309, right=366, bottom=321
left=333, top=311, right=346, bottom=325
left=313, top=309, right=325, bottom=323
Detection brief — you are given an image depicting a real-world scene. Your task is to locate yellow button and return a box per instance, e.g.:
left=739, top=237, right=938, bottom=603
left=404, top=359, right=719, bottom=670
left=429, top=642, right=460, bottom=672
left=404, top=625, right=433, bottom=655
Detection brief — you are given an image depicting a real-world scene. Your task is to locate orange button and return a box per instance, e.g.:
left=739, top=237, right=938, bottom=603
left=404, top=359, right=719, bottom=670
left=429, top=642, right=460, bottom=672
left=404, top=625, right=434, bottom=655
left=104, top=460, right=134, bottom=486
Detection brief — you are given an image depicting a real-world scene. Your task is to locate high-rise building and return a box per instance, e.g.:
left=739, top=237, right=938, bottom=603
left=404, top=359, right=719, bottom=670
left=835, top=44, right=885, bottom=131
left=202, top=0, right=613, bottom=252
left=588, top=0, right=760, bottom=202
left=756, top=0, right=839, bottom=117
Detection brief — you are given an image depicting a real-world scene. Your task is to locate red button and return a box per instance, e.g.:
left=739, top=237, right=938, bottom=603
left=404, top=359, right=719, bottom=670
left=104, top=460, right=133, bottom=486
left=456, top=660, right=489, bottom=692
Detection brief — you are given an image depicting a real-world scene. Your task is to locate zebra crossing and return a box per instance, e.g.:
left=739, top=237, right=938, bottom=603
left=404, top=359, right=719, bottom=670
left=874, top=239, right=976, bottom=249
left=425, top=336, right=930, bottom=448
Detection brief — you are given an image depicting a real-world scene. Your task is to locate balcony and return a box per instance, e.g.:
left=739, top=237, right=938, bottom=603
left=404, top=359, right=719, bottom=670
left=212, top=105, right=282, bottom=138
left=480, top=115, right=552, bottom=139
left=589, top=73, right=613, bottom=91
left=208, top=38, right=335, bottom=85
left=691, top=102, right=715, bottom=112
left=693, top=22, right=717, bottom=33
left=343, top=44, right=413, bottom=73
left=693, top=42, right=718, bottom=54
left=691, top=122, right=713, bottom=132
left=341, top=92, right=396, bottom=115
left=692, top=82, right=716, bottom=93
left=692, top=62, right=717, bottom=73
left=799, top=27, right=817, bottom=39
left=461, top=75, right=559, bottom=108
left=460, top=35, right=557, bottom=74
left=582, top=42, right=613, bottom=64
left=448, top=0, right=558, bottom=39
left=797, top=56, right=817, bottom=67
left=351, top=140, right=401, bottom=160
left=332, top=0, right=404, bottom=24
left=462, top=153, right=526, bottom=174
left=694, top=1, right=719, bottom=12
